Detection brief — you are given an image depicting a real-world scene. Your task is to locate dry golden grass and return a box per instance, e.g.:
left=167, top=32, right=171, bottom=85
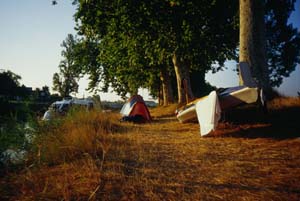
left=268, top=96, right=300, bottom=110
left=34, top=110, right=124, bottom=166
left=1, top=97, right=300, bottom=200
left=150, top=103, right=178, bottom=118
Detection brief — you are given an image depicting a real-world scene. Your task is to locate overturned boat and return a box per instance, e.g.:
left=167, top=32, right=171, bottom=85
left=176, top=62, right=265, bottom=136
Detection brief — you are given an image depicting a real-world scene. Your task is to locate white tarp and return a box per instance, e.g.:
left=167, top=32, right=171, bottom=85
left=120, top=102, right=132, bottom=116
left=238, top=61, right=257, bottom=87
left=196, top=91, right=221, bottom=136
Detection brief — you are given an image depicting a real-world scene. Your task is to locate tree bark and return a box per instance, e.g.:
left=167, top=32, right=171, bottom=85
left=158, top=82, right=163, bottom=106
left=167, top=74, right=174, bottom=104
left=172, top=53, right=194, bottom=104
left=160, top=71, right=168, bottom=106
left=160, top=68, right=174, bottom=106
left=239, top=0, right=270, bottom=90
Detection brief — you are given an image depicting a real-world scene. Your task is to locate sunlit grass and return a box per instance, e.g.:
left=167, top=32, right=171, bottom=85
left=150, top=103, right=178, bottom=118
left=1, top=97, right=300, bottom=200
left=268, top=96, right=300, bottom=110
left=34, top=109, right=123, bottom=165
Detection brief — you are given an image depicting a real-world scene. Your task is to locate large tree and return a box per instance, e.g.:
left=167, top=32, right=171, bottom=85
left=0, top=70, right=21, bottom=98
left=239, top=0, right=300, bottom=91
left=0, top=70, right=31, bottom=100
left=53, top=34, right=81, bottom=97
left=239, top=0, right=269, bottom=90
left=56, top=0, right=299, bottom=104
left=74, top=0, right=239, bottom=104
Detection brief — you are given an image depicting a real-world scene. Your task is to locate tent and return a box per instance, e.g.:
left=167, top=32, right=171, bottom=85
left=120, top=95, right=151, bottom=123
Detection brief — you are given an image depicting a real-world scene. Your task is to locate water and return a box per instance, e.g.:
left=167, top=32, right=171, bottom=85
left=1, top=123, right=35, bottom=165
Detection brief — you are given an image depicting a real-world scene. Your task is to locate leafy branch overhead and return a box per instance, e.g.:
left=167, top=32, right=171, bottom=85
left=73, top=0, right=240, bottom=102
left=55, top=0, right=300, bottom=102
left=52, top=34, right=81, bottom=97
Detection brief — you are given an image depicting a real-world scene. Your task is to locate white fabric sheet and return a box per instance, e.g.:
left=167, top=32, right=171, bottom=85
left=196, top=91, right=221, bottom=136
left=120, top=102, right=131, bottom=116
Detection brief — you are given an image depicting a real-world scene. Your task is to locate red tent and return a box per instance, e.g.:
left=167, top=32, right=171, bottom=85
left=120, top=95, right=151, bottom=122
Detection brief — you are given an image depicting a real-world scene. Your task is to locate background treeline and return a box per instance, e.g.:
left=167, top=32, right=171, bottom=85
left=0, top=70, right=60, bottom=123
left=0, top=70, right=60, bottom=167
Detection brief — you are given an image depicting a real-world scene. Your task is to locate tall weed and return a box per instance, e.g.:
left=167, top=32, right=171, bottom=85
left=32, top=109, right=122, bottom=166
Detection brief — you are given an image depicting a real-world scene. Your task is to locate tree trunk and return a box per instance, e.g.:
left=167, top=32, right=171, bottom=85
left=158, top=82, right=163, bottom=106
left=172, top=53, right=194, bottom=104
left=167, top=75, right=174, bottom=104
left=160, top=68, right=174, bottom=106
left=160, top=70, right=168, bottom=106
left=239, top=0, right=270, bottom=90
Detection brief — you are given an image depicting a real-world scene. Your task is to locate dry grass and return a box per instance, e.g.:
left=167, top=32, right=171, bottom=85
left=150, top=104, right=178, bottom=118
left=33, top=110, right=124, bottom=166
left=1, top=97, right=300, bottom=200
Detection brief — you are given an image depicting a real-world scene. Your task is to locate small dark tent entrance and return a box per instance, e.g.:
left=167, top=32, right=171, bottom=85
left=120, top=95, right=151, bottom=123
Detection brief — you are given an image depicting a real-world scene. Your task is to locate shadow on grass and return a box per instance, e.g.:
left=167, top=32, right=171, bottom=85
left=210, top=104, right=300, bottom=139
left=183, top=180, right=300, bottom=195
left=151, top=117, right=178, bottom=124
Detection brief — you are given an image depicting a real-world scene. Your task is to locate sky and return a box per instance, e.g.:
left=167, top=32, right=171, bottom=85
left=0, top=0, right=299, bottom=101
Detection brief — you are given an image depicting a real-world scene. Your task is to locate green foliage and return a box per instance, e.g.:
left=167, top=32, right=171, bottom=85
left=74, top=0, right=239, bottom=98
left=0, top=69, right=56, bottom=168
left=190, top=70, right=216, bottom=97
left=0, top=70, right=30, bottom=99
left=56, top=0, right=299, bottom=98
left=0, top=110, right=38, bottom=168
left=52, top=34, right=81, bottom=97
left=265, top=0, right=300, bottom=87
left=73, top=38, right=102, bottom=93
left=0, top=121, right=26, bottom=154
left=0, top=99, right=33, bottom=124
left=0, top=70, right=21, bottom=86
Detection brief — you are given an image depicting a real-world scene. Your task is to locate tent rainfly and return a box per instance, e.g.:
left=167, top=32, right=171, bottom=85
left=120, top=95, right=151, bottom=123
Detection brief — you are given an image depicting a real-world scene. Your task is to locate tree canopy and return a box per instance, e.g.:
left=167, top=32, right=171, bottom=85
left=74, top=0, right=239, bottom=102
left=265, top=0, right=300, bottom=87
left=0, top=70, right=21, bottom=97
left=63, top=0, right=300, bottom=102
left=52, top=34, right=81, bottom=97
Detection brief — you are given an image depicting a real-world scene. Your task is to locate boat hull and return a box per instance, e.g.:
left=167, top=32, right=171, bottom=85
left=176, top=87, right=258, bottom=123
left=176, top=97, right=206, bottom=123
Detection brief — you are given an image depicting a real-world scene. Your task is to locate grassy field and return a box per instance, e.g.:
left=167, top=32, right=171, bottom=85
left=1, top=97, right=300, bottom=200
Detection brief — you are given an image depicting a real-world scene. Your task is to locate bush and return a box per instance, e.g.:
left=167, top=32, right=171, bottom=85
left=0, top=118, right=38, bottom=170
left=0, top=99, right=38, bottom=170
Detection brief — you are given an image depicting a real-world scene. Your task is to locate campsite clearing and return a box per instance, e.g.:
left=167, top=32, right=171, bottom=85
left=1, top=97, right=300, bottom=200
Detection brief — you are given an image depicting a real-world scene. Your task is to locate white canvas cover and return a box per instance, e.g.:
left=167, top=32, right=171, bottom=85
left=120, top=102, right=132, bottom=116
left=238, top=62, right=257, bottom=87
left=196, top=91, right=221, bottom=136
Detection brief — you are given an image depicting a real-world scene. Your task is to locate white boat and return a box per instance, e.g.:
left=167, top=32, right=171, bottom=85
left=218, top=86, right=258, bottom=110
left=176, top=86, right=259, bottom=123
left=176, top=62, right=264, bottom=136
left=176, top=97, right=204, bottom=123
